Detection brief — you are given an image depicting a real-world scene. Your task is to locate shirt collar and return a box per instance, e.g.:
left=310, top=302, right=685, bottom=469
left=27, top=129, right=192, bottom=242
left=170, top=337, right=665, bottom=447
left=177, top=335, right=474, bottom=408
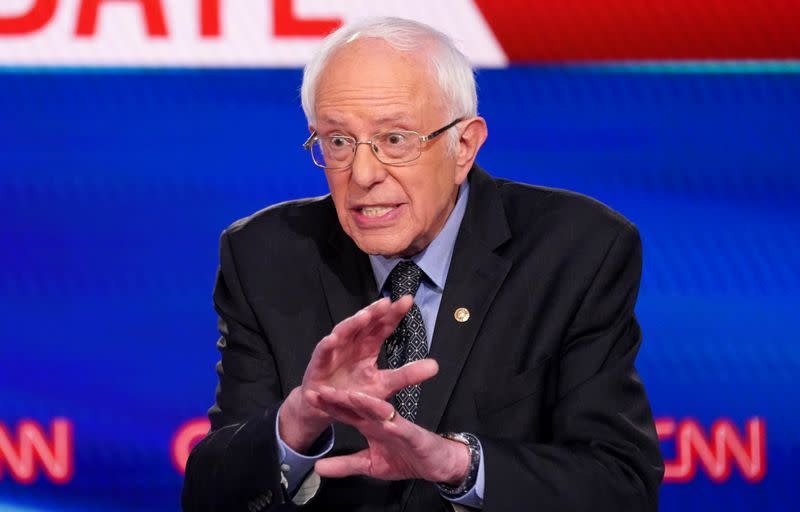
left=369, top=179, right=470, bottom=293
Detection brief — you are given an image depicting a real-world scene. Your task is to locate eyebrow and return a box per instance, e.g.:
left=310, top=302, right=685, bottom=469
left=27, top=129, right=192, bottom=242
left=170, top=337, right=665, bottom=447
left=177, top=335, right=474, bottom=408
left=318, top=116, right=345, bottom=127
left=317, top=114, right=413, bottom=128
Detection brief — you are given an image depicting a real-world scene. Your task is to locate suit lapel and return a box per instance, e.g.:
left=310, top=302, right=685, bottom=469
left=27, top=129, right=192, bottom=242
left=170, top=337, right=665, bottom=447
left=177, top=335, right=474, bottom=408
left=400, top=167, right=512, bottom=512
left=415, top=167, right=512, bottom=433
left=318, top=213, right=379, bottom=329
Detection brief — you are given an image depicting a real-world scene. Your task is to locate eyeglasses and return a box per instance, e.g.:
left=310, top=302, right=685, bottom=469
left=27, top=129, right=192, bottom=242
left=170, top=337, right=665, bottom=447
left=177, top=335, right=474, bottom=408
left=302, top=118, right=463, bottom=170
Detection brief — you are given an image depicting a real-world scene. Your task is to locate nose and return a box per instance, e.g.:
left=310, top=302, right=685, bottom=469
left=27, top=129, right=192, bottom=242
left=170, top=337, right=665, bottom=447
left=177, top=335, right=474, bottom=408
left=350, top=141, right=387, bottom=188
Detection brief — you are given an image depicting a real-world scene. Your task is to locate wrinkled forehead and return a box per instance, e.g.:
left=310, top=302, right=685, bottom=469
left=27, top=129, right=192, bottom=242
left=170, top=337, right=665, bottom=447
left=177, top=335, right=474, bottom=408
left=314, top=38, right=447, bottom=124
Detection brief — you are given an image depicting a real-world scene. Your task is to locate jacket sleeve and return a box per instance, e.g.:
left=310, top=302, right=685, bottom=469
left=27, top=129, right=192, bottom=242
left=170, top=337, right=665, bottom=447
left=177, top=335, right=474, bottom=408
left=181, top=228, right=293, bottom=511
left=481, top=223, right=664, bottom=510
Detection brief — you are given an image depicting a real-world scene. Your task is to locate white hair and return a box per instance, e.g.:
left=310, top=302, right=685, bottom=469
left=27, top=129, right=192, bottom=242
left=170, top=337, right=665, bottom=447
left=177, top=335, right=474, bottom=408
left=300, top=17, right=478, bottom=135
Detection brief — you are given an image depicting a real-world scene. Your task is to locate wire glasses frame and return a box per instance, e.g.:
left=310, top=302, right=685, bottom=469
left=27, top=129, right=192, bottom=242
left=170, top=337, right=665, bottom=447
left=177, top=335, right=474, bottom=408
left=302, top=117, right=464, bottom=170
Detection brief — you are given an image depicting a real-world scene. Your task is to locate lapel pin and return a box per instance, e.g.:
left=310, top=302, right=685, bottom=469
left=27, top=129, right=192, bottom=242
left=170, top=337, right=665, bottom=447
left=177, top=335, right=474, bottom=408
left=454, top=307, right=470, bottom=323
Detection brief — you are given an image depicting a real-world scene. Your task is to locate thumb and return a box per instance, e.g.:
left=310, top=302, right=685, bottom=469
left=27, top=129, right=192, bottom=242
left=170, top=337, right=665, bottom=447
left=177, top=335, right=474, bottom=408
left=383, top=358, right=439, bottom=396
left=315, top=450, right=371, bottom=479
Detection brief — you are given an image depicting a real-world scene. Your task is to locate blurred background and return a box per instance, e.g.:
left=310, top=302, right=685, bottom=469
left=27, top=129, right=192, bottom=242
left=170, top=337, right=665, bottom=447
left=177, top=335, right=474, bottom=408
left=1, top=1, right=798, bottom=511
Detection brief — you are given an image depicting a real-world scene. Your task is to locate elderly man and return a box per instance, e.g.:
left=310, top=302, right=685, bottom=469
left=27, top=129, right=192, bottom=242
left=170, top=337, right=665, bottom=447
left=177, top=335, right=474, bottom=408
left=182, top=17, right=663, bottom=512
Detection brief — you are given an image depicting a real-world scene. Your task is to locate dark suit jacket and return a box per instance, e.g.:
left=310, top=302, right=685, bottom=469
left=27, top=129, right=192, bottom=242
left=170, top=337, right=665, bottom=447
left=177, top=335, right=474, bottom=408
left=182, top=166, right=664, bottom=511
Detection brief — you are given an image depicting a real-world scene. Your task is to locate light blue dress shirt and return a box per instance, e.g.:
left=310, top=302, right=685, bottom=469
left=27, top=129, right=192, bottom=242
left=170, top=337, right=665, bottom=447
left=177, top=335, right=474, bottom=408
left=277, top=181, right=484, bottom=508
left=368, top=180, right=470, bottom=349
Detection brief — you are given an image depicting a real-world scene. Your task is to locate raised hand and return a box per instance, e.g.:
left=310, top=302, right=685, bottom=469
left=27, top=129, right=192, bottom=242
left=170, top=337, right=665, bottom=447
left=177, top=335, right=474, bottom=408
left=308, top=386, right=470, bottom=486
left=279, top=296, right=439, bottom=452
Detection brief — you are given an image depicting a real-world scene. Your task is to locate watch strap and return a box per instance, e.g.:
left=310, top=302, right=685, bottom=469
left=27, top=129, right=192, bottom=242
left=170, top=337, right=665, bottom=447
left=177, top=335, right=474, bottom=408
left=436, top=432, right=481, bottom=496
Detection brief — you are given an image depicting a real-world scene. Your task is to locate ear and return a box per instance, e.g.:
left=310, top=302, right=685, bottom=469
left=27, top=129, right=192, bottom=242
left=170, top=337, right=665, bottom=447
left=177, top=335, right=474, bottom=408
left=454, top=117, right=488, bottom=185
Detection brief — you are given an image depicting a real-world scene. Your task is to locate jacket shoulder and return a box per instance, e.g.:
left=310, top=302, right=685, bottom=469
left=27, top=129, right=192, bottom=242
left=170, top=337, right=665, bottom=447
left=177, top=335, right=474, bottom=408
left=223, top=195, right=336, bottom=246
left=493, top=178, right=638, bottom=240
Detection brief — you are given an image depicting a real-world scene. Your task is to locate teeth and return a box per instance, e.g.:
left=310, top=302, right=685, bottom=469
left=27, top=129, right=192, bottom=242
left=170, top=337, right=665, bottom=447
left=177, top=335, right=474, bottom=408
left=361, top=206, right=394, bottom=217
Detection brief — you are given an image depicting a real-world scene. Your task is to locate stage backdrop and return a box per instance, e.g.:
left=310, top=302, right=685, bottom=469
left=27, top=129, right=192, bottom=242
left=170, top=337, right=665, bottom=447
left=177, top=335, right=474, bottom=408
left=1, top=1, right=799, bottom=511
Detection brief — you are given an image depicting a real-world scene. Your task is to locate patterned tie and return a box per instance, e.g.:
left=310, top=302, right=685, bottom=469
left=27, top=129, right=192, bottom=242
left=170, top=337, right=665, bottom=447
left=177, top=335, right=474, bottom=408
left=386, top=260, right=429, bottom=423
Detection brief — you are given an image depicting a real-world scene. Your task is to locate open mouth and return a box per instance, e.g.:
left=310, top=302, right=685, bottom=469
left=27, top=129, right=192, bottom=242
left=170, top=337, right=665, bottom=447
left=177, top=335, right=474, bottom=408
left=360, top=205, right=397, bottom=217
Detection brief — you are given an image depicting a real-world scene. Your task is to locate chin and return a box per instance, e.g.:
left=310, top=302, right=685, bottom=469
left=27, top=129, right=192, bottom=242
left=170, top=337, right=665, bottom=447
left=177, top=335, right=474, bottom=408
left=351, top=233, right=415, bottom=258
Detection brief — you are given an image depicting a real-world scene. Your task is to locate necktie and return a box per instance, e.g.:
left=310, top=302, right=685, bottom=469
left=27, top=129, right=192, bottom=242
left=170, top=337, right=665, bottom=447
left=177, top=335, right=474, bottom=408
left=386, top=260, right=429, bottom=423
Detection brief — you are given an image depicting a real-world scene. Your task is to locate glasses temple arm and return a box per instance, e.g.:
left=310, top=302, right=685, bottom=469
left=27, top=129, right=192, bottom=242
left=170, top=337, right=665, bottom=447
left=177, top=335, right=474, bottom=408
left=420, top=117, right=464, bottom=142
left=303, top=131, right=318, bottom=150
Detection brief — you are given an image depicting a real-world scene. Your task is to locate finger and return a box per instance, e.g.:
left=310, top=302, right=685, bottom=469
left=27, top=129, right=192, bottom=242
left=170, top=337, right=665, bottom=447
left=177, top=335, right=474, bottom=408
left=303, top=388, right=329, bottom=412
left=299, top=388, right=329, bottom=416
left=347, top=390, right=397, bottom=423
left=316, top=388, right=401, bottom=438
left=329, top=297, right=391, bottom=345
left=317, top=385, right=373, bottom=416
left=312, top=297, right=390, bottom=361
left=348, top=393, right=424, bottom=447
left=328, top=306, right=374, bottom=346
left=381, top=358, right=439, bottom=395
left=306, top=333, right=337, bottom=369
left=315, top=450, right=371, bottom=478
left=393, top=294, right=414, bottom=311
left=303, top=388, right=323, bottom=408
left=309, top=387, right=365, bottom=426
left=358, top=297, right=399, bottom=345
left=358, top=295, right=414, bottom=354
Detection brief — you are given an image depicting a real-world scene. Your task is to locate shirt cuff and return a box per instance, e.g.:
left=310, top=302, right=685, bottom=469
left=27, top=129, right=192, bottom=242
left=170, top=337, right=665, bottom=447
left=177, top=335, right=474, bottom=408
left=275, top=408, right=335, bottom=494
left=440, top=436, right=485, bottom=509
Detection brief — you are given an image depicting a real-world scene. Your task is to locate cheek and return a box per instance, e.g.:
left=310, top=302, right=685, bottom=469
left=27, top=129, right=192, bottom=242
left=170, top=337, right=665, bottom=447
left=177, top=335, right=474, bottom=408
left=326, top=176, right=351, bottom=225
left=326, top=174, right=349, bottom=206
left=411, top=175, right=453, bottom=223
left=325, top=173, right=343, bottom=196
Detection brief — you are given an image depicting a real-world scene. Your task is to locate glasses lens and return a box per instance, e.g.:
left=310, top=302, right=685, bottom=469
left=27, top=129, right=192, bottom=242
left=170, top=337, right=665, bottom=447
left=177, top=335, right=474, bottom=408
left=313, top=137, right=354, bottom=169
left=374, top=132, right=420, bottom=163
left=310, top=140, right=328, bottom=167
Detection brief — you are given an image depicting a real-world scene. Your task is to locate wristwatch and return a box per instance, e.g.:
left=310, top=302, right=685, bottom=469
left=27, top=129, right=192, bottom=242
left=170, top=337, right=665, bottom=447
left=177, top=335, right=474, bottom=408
left=437, top=432, right=481, bottom=496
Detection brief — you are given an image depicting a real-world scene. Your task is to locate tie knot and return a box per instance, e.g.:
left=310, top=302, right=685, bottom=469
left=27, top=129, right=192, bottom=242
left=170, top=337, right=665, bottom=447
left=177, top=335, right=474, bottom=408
left=388, top=260, right=422, bottom=301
